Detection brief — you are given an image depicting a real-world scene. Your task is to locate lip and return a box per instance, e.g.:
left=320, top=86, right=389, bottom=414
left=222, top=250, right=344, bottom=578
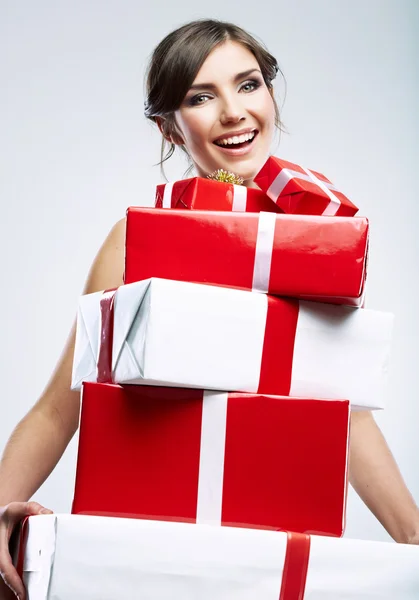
left=212, top=127, right=257, bottom=144
left=213, top=130, right=259, bottom=156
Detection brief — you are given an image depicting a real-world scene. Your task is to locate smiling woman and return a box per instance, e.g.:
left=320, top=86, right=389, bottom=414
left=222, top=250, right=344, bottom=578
left=1, top=17, right=419, bottom=600
left=143, top=18, right=419, bottom=549
left=173, top=43, right=276, bottom=182
left=144, top=20, right=284, bottom=185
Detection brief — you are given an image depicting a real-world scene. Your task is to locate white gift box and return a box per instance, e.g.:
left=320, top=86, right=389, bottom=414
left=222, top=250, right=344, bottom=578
left=18, top=515, right=419, bottom=600
left=71, top=278, right=393, bottom=409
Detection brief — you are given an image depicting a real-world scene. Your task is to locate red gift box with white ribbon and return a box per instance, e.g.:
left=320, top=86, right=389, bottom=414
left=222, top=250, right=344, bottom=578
left=155, top=176, right=282, bottom=213
left=254, top=156, right=359, bottom=216
left=71, top=278, right=393, bottom=409
left=71, top=382, right=350, bottom=537
left=125, top=207, right=368, bottom=306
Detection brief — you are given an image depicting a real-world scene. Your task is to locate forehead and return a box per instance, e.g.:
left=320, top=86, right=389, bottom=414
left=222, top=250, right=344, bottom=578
left=193, top=40, right=260, bottom=84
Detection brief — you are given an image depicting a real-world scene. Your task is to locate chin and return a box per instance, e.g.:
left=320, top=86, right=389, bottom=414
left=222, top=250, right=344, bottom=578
left=203, top=152, right=267, bottom=183
left=238, top=153, right=269, bottom=178
left=232, top=163, right=263, bottom=184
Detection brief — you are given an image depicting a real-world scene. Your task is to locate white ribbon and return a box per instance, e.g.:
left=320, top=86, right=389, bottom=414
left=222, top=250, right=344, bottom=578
left=266, top=166, right=341, bottom=216
left=231, top=184, right=247, bottom=211
left=300, top=167, right=341, bottom=215
left=162, top=182, right=174, bottom=208
left=196, top=391, right=228, bottom=525
left=252, top=212, right=276, bottom=293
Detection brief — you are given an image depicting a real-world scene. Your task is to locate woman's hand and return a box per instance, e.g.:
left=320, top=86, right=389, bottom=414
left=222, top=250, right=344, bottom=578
left=0, top=502, right=53, bottom=600
left=406, top=532, right=419, bottom=545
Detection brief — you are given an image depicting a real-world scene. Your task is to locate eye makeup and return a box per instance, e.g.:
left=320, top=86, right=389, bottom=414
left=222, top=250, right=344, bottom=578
left=186, top=77, right=263, bottom=107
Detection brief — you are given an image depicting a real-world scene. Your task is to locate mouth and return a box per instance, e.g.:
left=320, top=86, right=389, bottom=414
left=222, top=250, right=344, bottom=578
left=213, top=130, right=259, bottom=154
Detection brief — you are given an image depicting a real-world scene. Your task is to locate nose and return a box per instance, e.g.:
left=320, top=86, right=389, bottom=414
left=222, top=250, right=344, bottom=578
left=219, top=93, right=246, bottom=125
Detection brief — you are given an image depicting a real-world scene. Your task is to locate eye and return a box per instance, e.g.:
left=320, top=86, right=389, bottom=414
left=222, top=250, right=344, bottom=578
left=188, top=93, right=212, bottom=106
left=240, top=79, right=261, bottom=93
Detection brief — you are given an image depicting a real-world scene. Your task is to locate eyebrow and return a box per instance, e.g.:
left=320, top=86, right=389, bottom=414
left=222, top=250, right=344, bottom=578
left=188, top=68, right=262, bottom=91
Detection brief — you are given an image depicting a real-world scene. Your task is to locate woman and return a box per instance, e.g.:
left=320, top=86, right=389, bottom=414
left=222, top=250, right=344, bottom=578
left=1, top=19, right=418, bottom=600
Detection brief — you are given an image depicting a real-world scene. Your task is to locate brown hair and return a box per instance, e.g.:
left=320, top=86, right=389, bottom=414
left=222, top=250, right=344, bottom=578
left=145, top=19, right=285, bottom=176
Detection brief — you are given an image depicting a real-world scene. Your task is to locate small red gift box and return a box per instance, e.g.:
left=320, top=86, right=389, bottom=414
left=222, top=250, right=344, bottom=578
left=72, top=383, right=350, bottom=537
left=255, top=156, right=359, bottom=216
left=155, top=177, right=282, bottom=213
left=125, top=208, right=368, bottom=306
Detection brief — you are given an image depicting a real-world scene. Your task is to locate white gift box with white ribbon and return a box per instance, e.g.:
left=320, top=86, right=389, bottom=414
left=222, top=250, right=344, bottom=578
left=19, top=515, right=419, bottom=600
left=71, top=278, right=393, bottom=409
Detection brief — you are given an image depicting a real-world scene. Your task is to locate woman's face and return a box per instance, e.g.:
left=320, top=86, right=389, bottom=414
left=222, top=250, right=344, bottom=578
left=173, top=41, right=276, bottom=187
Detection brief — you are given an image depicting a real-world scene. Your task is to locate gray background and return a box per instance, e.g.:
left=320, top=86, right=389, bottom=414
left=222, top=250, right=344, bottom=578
left=1, top=0, right=418, bottom=542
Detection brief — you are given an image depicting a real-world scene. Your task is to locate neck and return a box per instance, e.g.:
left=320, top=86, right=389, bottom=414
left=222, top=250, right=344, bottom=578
left=243, top=178, right=260, bottom=189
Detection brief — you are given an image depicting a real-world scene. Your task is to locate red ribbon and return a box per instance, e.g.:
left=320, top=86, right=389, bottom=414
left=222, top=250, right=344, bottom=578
left=97, top=288, right=118, bottom=384
left=258, top=296, right=299, bottom=395
left=279, top=532, right=311, bottom=600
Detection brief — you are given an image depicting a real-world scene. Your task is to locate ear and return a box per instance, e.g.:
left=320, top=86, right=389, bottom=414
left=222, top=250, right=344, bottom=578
left=156, top=116, right=185, bottom=146
left=155, top=117, right=169, bottom=140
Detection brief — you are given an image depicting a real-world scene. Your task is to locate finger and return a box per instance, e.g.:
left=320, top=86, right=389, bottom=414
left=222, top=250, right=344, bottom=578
left=0, top=520, right=26, bottom=600
left=23, top=501, right=52, bottom=515
left=23, top=501, right=53, bottom=516
left=3, top=502, right=53, bottom=527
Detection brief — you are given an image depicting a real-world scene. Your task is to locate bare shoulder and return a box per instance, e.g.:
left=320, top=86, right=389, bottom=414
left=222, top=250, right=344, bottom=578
left=83, top=217, right=127, bottom=295
left=108, top=216, right=127, bottom=246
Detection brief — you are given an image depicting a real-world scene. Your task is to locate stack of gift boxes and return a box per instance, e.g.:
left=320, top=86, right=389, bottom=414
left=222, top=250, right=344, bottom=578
left=19, top=157, right=408, bottom=598
left=70, top=156, right=393, bottom=533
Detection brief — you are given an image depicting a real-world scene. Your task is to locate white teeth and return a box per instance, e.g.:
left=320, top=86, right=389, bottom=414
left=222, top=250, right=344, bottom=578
left=215, top=131, right=256, bottom=146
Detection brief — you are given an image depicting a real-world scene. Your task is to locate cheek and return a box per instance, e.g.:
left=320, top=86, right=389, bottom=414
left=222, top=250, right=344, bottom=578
left=178, top=111, right=214, bottom=147
left=250, top=90, right=276, bottom=131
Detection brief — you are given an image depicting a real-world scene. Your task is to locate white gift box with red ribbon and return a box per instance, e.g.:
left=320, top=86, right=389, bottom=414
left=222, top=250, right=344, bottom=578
left=17, top=515, right=419, bottom=600
left=71, top=278, right=393, bottom=409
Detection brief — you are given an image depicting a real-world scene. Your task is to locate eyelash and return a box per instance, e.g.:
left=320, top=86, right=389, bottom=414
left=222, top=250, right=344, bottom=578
left=188, top=79, right=262, bottom=106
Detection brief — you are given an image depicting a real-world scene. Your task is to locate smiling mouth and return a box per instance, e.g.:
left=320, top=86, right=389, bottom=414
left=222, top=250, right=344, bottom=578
left=213, top=130, right=258, bottom=149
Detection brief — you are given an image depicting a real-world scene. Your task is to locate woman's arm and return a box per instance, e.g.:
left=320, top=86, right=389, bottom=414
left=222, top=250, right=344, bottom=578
left=0, top=218, right=126, bottom=599
left=349, top=411, right=419, bottom=544
left=0, top=324, right=80, bottom=505
left=0, top=218, right=126, bottom=504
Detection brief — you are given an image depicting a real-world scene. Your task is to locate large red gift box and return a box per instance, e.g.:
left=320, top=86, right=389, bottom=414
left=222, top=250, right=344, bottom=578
left=255, top=156, right=359, bottom=216
left=155, top=177, right=282, bottom=213
left=125, top=208, right=368, bottom=305
left=72, top=383, right=350, bottom=537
